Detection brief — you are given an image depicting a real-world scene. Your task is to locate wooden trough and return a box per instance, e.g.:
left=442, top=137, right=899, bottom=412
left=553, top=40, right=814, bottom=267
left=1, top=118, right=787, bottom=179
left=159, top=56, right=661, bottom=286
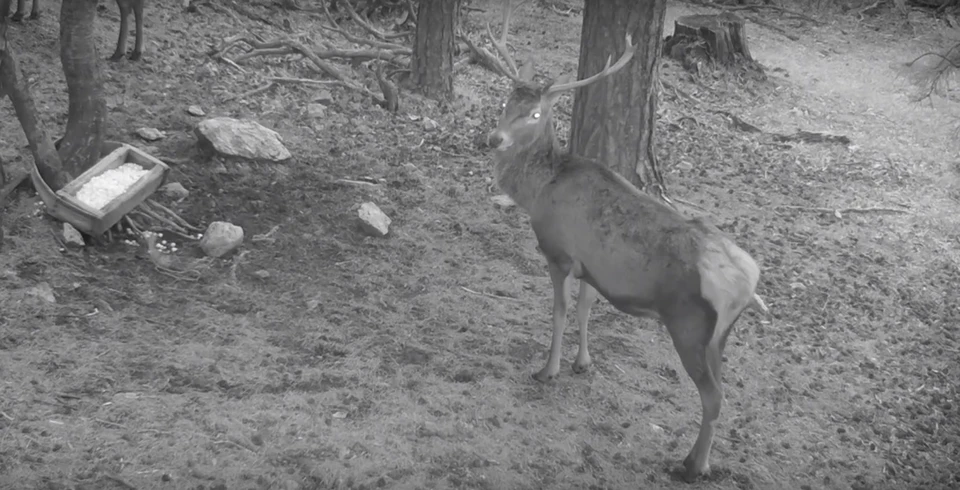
left=31, top=144, right=170, bottom=236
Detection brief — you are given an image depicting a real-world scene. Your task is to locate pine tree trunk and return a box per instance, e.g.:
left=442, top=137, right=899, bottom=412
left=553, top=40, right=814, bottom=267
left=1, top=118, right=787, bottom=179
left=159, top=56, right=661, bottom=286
left=58, top=0, right=106, bottom=177
left=411, top=0, right=457, bottom=99
left=569, top=0, right=668, bottom=192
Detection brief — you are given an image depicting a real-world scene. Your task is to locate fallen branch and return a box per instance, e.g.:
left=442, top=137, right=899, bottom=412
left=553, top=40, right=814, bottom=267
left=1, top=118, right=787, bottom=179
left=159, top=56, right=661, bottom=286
left=339, top=0, right=398, bottom=41
left=252, top=224, right=280, bottom=242
left=224, top=0, right=281, bottom=29
left=217, top=36, right=386, bottom=104
left=103, top=474, right=137, bottom=490
left=320, top=1, right=408, bottom=51
left=224, top=82, right=275, bottom=102
left=775, top=205, right=910, bottom=216
left=460, top=285, right=522, bottom=302
left=742, top=14, right=801, bottom=42
left=719, top=4, right=821, bottom=25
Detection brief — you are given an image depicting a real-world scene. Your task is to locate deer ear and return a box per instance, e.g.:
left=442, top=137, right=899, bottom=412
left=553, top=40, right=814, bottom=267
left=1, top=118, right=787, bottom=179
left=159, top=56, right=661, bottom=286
left=518, top=57, right=536, bottom=82
left=541, top=74, right=576, bottom=106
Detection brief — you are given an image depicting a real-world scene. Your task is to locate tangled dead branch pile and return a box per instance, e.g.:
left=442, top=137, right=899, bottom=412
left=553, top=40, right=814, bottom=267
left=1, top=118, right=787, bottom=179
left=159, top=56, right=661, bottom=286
left=210, top=0, right=411, bottom=110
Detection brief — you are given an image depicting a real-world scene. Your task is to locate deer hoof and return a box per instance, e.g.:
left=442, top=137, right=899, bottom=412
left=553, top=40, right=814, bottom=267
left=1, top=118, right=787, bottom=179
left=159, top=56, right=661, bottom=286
left=532, top=368, right=556, bottom=383
left=108, top=52, right=124, bottom=62
left=11, top=13, right=24, bottom=22
left=129, top=51, right=142, bottom=62
left=681, top=454, right=709, bottom=482
left=572, top=353, right=591, bottom=374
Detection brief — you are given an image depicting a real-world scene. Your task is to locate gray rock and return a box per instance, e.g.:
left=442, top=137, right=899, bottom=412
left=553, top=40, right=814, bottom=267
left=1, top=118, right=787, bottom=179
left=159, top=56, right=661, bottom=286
left=199, top=221, right=244, bottom=258
left=307, top=103, right=326, bottom=119
left=62, top=223, right=85, bottom=247
left=358, top=202, right=391, bottom=237
left=314, top=89, right=334, bottom=105
left=136, top=127, right=166, bottom=142
left=195, top=117, right=292, bottom=162
left=187, top=105, right=206, bottom=117
left=491, top=194, right=516, bottom=209
left=161, top=182, right=190, bottom=200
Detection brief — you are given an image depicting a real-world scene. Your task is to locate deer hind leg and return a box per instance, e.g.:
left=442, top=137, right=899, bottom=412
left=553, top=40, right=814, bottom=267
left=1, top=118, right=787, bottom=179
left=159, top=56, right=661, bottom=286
left=28, top=0, right=37, bottom=18
left=129, top=0, right=143, bottom=60
left=533, top=258, right=572, bottom=383
left=10, top=0, right=26, bottom=21
left=109, top=0, right=131, bottom=61
left=572, top=279, right=599, bottom=374
left=664, top=298, right=723, bottom=481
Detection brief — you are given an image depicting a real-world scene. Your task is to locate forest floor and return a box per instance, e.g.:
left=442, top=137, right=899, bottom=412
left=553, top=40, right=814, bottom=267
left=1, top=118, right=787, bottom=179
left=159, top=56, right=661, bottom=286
left=1, top=1, right=959, bottom=489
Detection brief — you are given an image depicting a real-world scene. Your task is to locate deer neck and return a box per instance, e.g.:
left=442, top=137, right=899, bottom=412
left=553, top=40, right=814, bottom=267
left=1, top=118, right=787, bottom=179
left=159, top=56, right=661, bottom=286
left=493, top=123, right=564, bottom=211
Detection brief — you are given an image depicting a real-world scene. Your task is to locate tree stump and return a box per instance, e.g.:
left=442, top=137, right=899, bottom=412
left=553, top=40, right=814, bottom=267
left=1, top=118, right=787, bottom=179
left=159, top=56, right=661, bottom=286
left=664, top=13, right=755, bottom=72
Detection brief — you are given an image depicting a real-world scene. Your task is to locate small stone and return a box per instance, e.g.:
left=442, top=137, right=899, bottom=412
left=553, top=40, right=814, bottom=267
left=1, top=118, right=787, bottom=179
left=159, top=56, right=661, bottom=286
left=358, top=202, right=391, bottom=237
left=25, top=282, right=56, bottom=304
left=491, top=194, right=516, bottom=209
left=161, top=473, right=172, bottom=482
left=253, top=270, right=270, bottom=279
left=141, top=146, right=160, bottom=155
left=677, top=160, right=694, bottom=171
left=62, top=223, right=85, bottom=247
left=187, top=105, right=205, bottom=117
left=422, top=117, right=439, bottom=131
left=199, top=221, right=244, bottom=258
left=314, top=89, right=334, bottom=105
left=136, top=127, right=166, bottom=142
left=161, top=182, right=190, bottom=200
left=307, top=103, right=326, bottom=119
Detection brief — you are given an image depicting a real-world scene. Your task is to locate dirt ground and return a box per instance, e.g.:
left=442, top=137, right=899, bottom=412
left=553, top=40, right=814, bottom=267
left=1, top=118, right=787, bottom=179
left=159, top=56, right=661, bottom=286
left=1, top=1, right=959, bottom=489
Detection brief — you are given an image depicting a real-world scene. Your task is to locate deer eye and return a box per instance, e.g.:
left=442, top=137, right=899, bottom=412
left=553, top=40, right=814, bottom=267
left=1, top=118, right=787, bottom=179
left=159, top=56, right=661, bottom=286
left=531, top=112, right=541, bottom=119
left=501, top=102, right=506, bottom=108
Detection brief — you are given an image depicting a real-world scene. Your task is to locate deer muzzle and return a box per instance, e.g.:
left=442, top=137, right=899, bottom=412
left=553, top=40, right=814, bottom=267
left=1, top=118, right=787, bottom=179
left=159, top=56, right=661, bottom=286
left=486, top=129, right=512, bottom=151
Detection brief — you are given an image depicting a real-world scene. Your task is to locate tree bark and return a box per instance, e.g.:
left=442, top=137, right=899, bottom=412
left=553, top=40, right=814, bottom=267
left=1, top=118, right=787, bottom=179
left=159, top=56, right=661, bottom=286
left=569, top=0, right=667, bottom=192
left=410, top=0, right=457, bottom=99
left=58, top=0, right=106, bottom=177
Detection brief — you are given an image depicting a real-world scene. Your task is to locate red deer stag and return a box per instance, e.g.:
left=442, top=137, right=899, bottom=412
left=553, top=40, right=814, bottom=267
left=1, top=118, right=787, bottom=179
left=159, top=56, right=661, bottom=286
left=484, top=4, right=770, bottom=480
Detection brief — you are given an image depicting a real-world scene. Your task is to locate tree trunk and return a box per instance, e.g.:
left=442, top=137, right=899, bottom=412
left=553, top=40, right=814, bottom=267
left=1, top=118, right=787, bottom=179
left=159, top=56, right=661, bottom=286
left=58, top=0, right=106, bottom=177
left=569, top=0, right=667, bottom=192
left=411, top=0, right=457, bottom=99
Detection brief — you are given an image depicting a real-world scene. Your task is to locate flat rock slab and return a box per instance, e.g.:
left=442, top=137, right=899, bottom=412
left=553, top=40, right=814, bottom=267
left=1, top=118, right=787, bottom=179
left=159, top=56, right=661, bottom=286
left=195, top=117, right=292, bottom=162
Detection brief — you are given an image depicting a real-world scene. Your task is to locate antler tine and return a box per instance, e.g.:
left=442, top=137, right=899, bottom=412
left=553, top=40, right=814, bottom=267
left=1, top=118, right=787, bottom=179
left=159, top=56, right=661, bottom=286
left=486, top=0, right=521, bottom=80
left=545, top=33, right=637, bottom=95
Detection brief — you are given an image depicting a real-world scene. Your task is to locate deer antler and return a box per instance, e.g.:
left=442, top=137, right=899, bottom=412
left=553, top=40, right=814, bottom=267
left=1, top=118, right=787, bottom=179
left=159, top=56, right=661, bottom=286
left=544, top=34, right=637, bottom=96
left=485, top=0, right=523, bottom=82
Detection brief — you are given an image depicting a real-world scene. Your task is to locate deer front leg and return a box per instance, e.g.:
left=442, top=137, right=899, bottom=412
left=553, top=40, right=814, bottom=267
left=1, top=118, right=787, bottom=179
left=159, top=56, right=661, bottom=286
left=572, top=280, right=598, bottom=374
left=533, top=260, right=571, bottom=383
